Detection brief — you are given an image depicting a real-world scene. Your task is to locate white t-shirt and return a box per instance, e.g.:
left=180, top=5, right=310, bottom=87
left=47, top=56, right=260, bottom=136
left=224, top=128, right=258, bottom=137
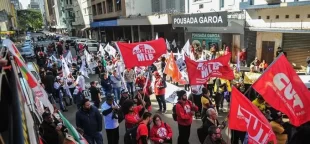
left=106, top=65, right=113, bottom=73
left=101, top=102, right=119, bottom=129
left=191, top=85, right=203, bottom=95
left=76, top=75, right=85, bottom=90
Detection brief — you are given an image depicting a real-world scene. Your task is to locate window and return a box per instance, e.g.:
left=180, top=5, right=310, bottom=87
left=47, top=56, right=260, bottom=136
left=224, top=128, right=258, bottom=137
left=285, top=15, right=289, bottom=18
left=116, top=0, right=121, bottom=11
left=308, top=14, right=310, bottom=18
left=152, top=0, right=160, bottom=13
left=258, top=16, right=261, bottom=19
left=276, top=15, right=279, bottom=19
left=70, top=0, right=72, bottom=4
left=266, top=16, right=270, bottom=19
left=103, top=2, right=106, bottom=14
left=92, top=5, right=97, bottom=15
left=199, top=4, right=203, bottom=9
left=296, top=14, right=300, bottom=18
left=220, top=0, right=224, bottom=8
left=66, top=0, right=69, bottom=4
left=97, top=3, right=102, bottom=14
left=107, top=0, right=113, bottom=13
left=166, top=0, right=176, bottom=10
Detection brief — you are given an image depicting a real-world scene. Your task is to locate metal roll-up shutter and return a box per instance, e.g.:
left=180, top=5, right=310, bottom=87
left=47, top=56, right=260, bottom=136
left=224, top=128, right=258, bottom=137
left=244, top=28, right=257, bottom=66
left=282, top=33, right=310, bottom=69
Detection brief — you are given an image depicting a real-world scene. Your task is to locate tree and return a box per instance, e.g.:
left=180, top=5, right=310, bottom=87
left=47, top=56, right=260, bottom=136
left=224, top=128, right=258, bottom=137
left=17, top=9, right=43, bottom=30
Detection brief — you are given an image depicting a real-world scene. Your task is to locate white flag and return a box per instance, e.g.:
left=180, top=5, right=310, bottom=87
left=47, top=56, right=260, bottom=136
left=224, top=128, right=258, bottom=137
left=62, top=58, right=70, bottom=78
left=65, top=51, right=72, bottom=64
left=99, top=43, right=105, bottom=56
left=49, top=55, right=57, bottom=62
left=172, top=39, right=177, bottom=48
left=166, top=39, right=170, bottom=50
left=155, top=33, right=158, bottom=40
left=79, top=59, right=89, bottom=78
left=104, top=43, right=116, bottom=57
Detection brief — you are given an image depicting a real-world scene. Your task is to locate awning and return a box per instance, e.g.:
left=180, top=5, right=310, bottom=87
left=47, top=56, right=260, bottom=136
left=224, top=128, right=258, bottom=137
left=248, top=27, right=310, bottom=33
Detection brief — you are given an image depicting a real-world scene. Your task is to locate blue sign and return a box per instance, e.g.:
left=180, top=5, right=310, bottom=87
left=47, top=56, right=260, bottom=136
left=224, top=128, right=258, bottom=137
left=90, top=20, right=118, bottom=28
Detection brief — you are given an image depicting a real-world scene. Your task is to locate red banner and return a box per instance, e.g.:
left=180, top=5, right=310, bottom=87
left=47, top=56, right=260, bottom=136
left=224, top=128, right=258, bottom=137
left=184, top=54, right=234, bottom=85
left=229, top=87, right=276, bottom=144
left=252, top=54, right=310, bottom=126
left=116, top=38, right=167, bottom=68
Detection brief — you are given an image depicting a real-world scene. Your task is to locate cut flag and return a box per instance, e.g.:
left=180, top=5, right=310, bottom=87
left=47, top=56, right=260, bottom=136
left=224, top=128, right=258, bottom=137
left=229, top=87, right=276, bottom=144
left=58, top=112, right=84, bottom=144
left=184, top=53, right=234, bottom=85
left=3, top=39, right=25, bottom=63
left=252, top=54, right=310, bottom=126
left=115, top=38, right=167, bottom=68
left=166, top=39, right=170, bottom=50
left=164, top=52, right=186, bottom=84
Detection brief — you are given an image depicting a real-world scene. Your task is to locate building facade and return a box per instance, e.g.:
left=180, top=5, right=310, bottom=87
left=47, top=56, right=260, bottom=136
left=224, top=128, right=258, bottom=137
left=240, top=0, right=310, bottom=68
left=0, top=0, right=14, bottom=32
left=71, top=0, right=92, bottom=37
left=90, top=0, right=182, bottom=44
left=52, top=0, right=67, bottom=31
left=28, top=0, right=40, bottom=9
left=11, top=0, right=22, bottom=10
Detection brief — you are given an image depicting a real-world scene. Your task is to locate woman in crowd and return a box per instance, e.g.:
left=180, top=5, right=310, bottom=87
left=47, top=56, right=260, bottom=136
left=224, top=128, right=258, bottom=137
left=150, top=114, right=173, bottom=144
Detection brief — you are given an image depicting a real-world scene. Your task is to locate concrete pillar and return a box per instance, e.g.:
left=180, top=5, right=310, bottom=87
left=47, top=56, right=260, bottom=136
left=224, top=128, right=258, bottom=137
left=151, top=25, right=155, bottom=40
left=112, top=27, right=115, bottom=41
left=99, top=27, right=102, bottom=41
left=123, top=27, right=126, bottom=39
left=138, top=25, right=141, bottom=42
left=131, top=26, right=134, bottom=42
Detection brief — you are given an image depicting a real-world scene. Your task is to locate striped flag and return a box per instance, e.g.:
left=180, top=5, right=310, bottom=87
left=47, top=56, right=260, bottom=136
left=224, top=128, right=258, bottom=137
left=3, top=39, right=25, bottom=62
left=58, top=112, right=83, bottom=144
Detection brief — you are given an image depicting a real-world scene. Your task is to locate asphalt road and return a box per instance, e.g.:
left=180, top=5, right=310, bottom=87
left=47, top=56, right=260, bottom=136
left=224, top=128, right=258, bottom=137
left=30, top=32, right=232, bottom=144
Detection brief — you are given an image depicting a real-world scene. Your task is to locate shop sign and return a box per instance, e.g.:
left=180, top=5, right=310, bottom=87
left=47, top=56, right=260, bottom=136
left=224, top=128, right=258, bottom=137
left=172, top=11, right=228, bottom=27
left=191, top=33, right=222, bottom=50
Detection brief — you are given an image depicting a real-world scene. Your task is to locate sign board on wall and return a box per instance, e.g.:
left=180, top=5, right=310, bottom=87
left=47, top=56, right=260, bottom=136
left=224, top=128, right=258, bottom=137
left=172, top=11, right=228, bottom=27
left=191, top=33, right=222, bottom=50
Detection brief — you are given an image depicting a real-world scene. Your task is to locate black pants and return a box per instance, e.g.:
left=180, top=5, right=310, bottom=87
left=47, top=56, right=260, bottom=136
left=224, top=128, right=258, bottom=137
left=106, top=127, right=119, bottom=144
left=156, top=95, right=166, bottom=111
left=231, top=130, right=246, bottom=144
left=192, top=94, right=202, bottom=114
left=184, top=84, right=190, bottom=91
left=178, top=124, right=191, bottom=144
left=214, top=93, right=223, bottom=112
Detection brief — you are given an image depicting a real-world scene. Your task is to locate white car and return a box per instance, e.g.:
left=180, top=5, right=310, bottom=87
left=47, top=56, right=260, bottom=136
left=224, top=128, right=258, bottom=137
left=75, top=38, right=89, bottom=45
left=86, top=42, right=99, bottom=53
left=86, top=39, right=98, bottom=43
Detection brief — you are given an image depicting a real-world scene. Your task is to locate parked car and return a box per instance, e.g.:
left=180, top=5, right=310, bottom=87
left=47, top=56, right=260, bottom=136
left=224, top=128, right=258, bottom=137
left=66, top=37, right=78, bottom=46
left=85, top=42, right=99, bottom=53
left=20, top=47, right=35, bottom=59
left=26, top=62, right=41, bottom=82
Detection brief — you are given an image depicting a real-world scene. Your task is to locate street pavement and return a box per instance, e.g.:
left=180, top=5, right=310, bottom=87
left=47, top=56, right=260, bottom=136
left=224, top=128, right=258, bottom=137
left=62, top=74, right=230, bottom=144
left=29, top=32, right=232, bottom=144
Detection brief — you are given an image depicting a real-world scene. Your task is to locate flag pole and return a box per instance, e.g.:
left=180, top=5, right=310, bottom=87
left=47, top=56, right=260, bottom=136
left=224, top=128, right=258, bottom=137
left=243, top=53, right=284, bottom=96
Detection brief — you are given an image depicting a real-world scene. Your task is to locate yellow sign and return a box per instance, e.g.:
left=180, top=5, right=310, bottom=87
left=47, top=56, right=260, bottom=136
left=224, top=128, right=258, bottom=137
left=0, top=31, right=15, bottom=35
left=244, top=72, right=261, bottom=84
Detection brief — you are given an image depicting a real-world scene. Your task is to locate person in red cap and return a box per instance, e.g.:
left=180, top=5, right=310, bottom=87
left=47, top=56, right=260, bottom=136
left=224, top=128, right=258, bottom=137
left=175, top=90, right=198, bottom=144
left=153, top=71, right=167, bottom=113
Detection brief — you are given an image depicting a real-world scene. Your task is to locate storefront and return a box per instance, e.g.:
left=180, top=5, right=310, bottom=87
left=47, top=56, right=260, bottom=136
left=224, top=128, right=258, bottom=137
left=172, top=11, right=245, bottom=62
left=282, top=33, right=310, bottom=69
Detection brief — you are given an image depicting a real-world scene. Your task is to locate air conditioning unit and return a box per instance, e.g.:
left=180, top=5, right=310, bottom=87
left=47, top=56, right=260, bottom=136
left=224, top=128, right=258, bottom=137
left=265, top=0, right=281, bottom=4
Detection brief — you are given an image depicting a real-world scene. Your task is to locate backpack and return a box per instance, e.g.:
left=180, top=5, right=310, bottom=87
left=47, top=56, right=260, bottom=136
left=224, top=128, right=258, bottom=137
left=124, top=124, right=140, bottom=144
left=172, top=102, right=181, bottom=121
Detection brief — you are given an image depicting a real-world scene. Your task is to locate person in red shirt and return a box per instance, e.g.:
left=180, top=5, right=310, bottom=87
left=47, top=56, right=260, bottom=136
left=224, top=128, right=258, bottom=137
left=135, top=74, right=152, bottom=95
left=136, top=112, right=152, bottom=144
left=123, top=100, right=146, bottom=130
left=175, top=90, right=198, bottom=144
left=154, top=71, right=166, bottom=113
left=150, top=114, right=173, bottom=144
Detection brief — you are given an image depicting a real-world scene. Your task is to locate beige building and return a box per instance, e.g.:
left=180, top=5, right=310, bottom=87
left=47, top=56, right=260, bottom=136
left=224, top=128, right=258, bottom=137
left=0, top=0, right=14, bottom=31
left=241, top=0, right=310, bottom=69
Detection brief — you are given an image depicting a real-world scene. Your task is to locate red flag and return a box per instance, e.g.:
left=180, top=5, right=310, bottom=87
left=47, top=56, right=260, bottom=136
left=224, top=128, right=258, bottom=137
left=184, top=54, right=234, bottom=85
left=252, top=54, right=310, bottom=126
left=116, top=38, right=167, bottom=68
left=229, top=87, right=276, bottom=144
left=164, top=52, right=182, bottom=83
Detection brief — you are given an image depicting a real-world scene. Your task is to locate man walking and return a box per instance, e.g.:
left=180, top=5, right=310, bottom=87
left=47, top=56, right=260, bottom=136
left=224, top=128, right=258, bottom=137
left=76, top=99, right=103, bottom=144
left=110, top=70, right=122, bottom=101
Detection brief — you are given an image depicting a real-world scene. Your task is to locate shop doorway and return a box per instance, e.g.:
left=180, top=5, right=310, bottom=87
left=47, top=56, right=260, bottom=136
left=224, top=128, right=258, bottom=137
left=261, top=41, right=275, bottom=64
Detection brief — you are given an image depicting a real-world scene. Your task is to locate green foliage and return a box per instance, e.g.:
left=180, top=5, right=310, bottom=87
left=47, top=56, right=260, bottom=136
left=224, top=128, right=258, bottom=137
left=17, top=9, right=43, bottom=30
